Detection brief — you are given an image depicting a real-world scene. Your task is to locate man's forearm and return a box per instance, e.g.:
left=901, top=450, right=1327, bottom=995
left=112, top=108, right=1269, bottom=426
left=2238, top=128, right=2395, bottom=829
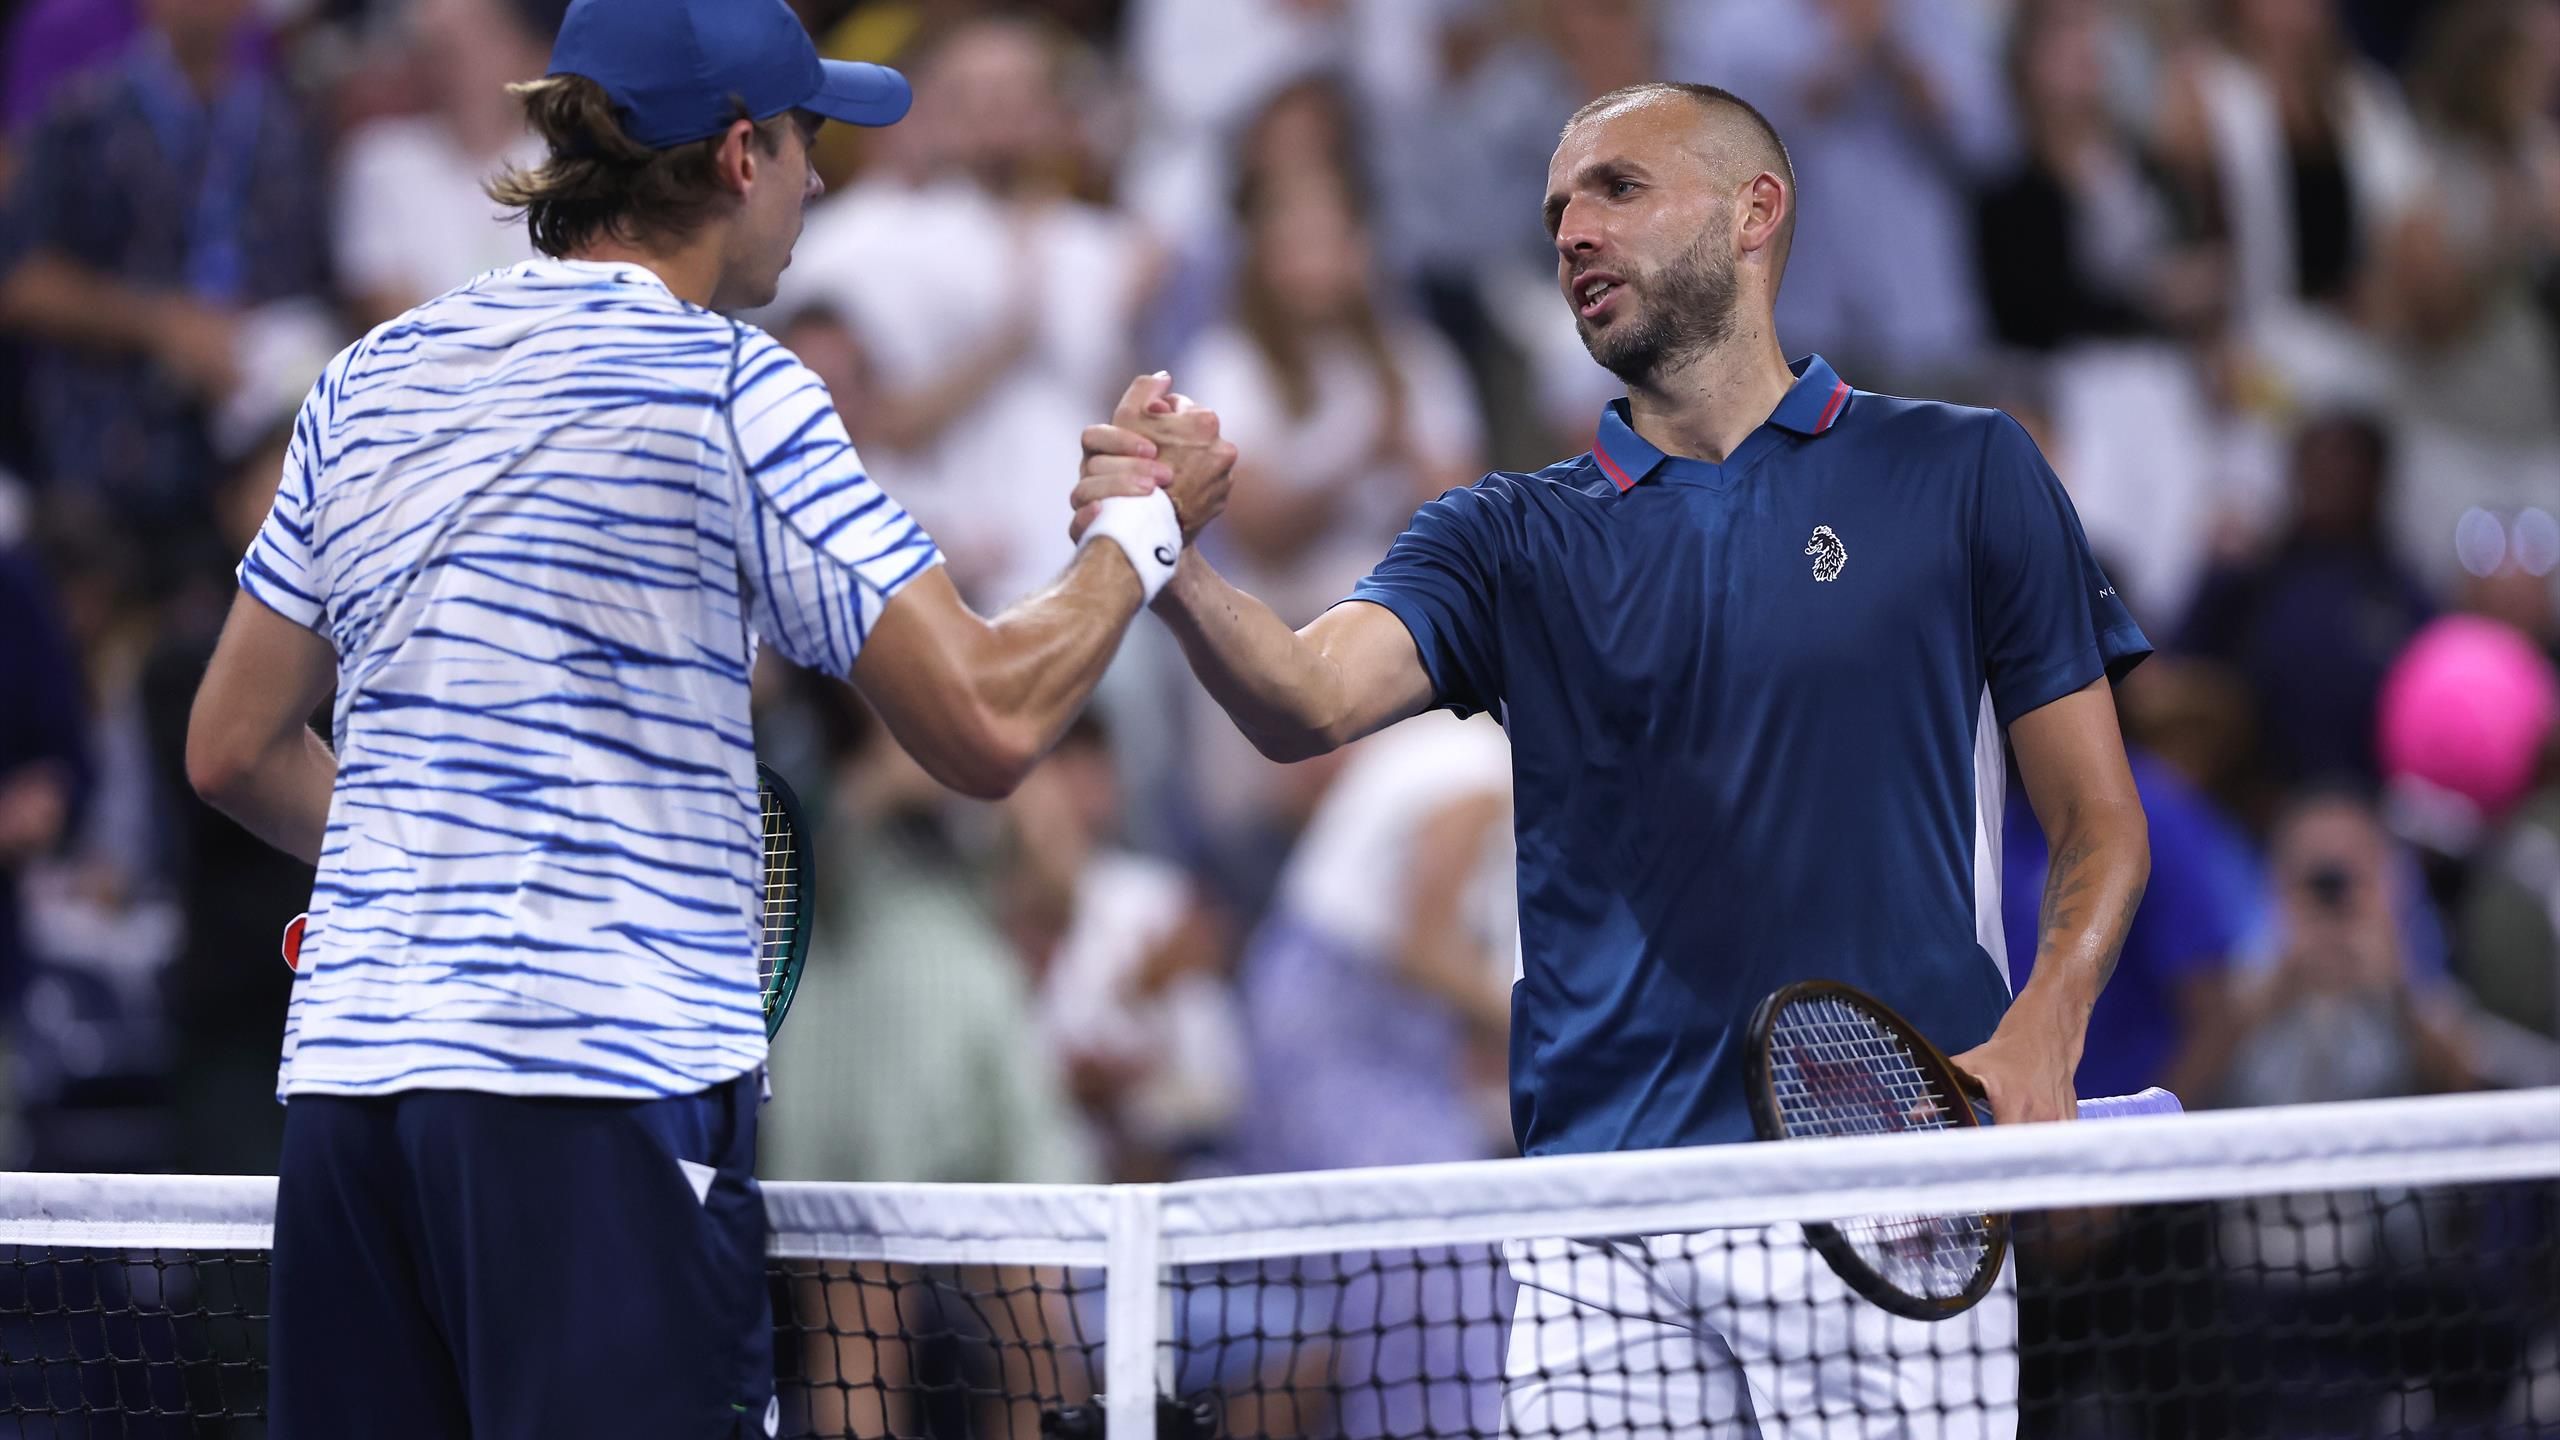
left=203, top=731, right=336, bottom=868
left=1150, top=552, right=1347, bottom=762
left=968, top=544, right=1146, bottom=777
left=2020, top=798, right=2150, bottom=1030
left=0, top=253, right=166, bottom=355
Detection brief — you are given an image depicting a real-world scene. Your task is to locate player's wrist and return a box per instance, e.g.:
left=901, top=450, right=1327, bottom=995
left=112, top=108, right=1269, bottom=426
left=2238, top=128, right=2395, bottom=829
left=1080, top=490, right=1183, bottom=605
left=1147, top=546, right=1209, bottom=615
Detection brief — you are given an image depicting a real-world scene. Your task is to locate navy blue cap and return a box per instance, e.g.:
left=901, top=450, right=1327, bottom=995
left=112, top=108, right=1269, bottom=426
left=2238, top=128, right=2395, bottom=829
left=547, top=0, right=912, bottom=150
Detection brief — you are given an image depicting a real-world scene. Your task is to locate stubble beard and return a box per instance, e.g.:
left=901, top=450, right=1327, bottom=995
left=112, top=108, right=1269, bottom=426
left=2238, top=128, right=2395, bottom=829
left=1576, top=229, right=1741, bottom=389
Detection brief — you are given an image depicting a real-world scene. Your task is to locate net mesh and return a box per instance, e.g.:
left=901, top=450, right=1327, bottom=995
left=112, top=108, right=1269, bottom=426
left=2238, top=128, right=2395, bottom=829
left=0, top=1091, right=2553, bottom=1438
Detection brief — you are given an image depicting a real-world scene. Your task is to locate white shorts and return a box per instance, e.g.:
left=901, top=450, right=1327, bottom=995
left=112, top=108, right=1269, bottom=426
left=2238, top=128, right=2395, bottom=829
left=1502, top=1225, right=2018, bottom=1439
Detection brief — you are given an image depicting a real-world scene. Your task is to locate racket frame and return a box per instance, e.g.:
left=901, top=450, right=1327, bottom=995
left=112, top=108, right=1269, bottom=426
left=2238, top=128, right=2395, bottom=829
left=757, top=762, right=814, bottom=1039
left=1743, top=978, right=2009, bottom=1322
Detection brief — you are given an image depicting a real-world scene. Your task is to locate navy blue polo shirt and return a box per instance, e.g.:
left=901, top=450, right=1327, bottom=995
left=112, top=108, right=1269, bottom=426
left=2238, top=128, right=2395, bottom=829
left=1347, top=356, right=2151, bottom=1156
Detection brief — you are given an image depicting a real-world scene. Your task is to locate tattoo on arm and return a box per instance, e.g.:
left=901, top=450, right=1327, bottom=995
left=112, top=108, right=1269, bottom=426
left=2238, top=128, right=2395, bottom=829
left=2036, top=832, right=2143, bottom=995
left=2037, top=838, right=2094, bottom=944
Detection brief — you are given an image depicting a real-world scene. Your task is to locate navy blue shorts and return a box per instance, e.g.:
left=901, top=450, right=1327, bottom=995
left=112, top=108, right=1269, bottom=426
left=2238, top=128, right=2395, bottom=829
left=268, top=1073, right=774, bottom=1439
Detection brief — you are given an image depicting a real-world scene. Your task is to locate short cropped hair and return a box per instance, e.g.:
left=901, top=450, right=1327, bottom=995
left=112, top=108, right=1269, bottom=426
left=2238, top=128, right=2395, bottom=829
left=486, top=75, right=800, bottom=259
left=1565, top=81, right=1797, bottom=275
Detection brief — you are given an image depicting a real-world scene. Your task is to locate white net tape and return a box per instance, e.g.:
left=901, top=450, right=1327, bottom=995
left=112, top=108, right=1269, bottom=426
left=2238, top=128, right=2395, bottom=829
left=0, top=1089, right=2554, bottom=1437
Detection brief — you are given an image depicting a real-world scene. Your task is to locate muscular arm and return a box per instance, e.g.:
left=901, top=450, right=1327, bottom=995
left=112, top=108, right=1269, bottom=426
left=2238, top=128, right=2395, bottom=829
left=851, top=549, right=1143, bottom=800
left=186, top=594, right=338, bottom=865
left=1150, top=554, right=1437, bottom=762
left=1952, top=679, right=2149, bottom=1122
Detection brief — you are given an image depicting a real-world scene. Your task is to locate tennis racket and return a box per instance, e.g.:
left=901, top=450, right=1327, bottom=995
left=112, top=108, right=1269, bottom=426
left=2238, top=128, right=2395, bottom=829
left=278, top=764, right=815, bottom=1040
left=754, top=761, right=812, bottom=1039
left=1743, top=979, right=2183, bottom=1321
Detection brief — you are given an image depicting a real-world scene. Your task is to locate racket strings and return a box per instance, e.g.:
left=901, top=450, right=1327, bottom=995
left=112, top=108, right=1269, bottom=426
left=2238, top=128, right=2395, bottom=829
left=1768, top=996, right=1993, bottom=1301
left=759, top=785, right=799, bottom=1009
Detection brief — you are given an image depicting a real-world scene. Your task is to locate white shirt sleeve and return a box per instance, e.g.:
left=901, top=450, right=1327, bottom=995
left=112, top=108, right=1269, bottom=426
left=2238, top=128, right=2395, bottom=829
left=237, top=373, right=332, bottom=633
left=724, top=327, right=943, bottom=676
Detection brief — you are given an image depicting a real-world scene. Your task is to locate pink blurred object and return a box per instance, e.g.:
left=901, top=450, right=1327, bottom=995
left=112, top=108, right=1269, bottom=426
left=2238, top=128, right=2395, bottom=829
left=2377, top=614, right=2560, bottom=823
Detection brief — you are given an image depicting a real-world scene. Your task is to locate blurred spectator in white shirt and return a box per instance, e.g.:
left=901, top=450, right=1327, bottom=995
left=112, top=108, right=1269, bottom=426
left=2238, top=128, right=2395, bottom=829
left=1175, top=156, right=1483, bottom=853
left=778, top=14, right=1161, bottom=609
left=1116, top=0, right=1440, bottom=264
left=1004, top=714, right=1241, bottom=1183
left=1977, top=0, right=2232, bottom=632
left=1400, top=0, right=1655, bottom=460
left=1677, top=0, right=2014, bottom=387
left=2374, top=0, right=2560, bottom=595
left=1228, top=710, right=1516, bottom=1175
left=2155, top=0, right=2425, bottom=417
left=333, top=0, right=560, bottom=329
left=761, top=684, right=1095, bottom=1188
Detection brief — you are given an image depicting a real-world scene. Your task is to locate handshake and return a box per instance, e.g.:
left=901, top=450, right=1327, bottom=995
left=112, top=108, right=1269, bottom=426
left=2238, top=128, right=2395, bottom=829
left=1067, top=372, right=1240, bottom=599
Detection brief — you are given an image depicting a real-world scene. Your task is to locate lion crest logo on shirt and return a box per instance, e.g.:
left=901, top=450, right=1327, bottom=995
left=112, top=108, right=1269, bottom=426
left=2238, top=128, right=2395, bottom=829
left=1805, top=525, right=1847, bottom=582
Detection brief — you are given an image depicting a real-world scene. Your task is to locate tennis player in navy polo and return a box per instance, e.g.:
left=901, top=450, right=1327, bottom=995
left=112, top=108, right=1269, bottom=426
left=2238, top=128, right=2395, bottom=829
left=1077, top=83, right=2152, bottom=1436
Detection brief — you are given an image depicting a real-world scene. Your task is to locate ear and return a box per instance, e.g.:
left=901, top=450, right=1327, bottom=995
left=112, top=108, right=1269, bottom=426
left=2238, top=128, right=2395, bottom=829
left=1735, top=170, right=1788, bottom=260
left=713, top=116, right=761, bottom=197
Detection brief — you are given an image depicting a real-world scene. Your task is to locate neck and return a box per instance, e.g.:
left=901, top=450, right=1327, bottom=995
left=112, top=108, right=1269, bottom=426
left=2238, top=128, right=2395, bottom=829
left=1620, top=326, right=1795, bottom=464
left=567, top=236, right=725, bottom=309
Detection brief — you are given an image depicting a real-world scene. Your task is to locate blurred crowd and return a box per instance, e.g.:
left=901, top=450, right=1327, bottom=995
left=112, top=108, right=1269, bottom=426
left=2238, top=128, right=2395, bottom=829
left=5, top=0, right=2560, bottom=1208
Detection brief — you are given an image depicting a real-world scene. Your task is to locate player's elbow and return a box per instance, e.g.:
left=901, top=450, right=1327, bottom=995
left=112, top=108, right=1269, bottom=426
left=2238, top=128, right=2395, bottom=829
left=1245, top=723, right=1339, bottom=765
left=918, top=709, right=1045, bottom=800
left=185, top=718, right=259, bottom=812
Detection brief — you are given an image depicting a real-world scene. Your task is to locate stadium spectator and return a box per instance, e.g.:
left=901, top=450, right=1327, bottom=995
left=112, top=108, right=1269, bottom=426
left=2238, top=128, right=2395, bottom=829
left=2001, top=742, right=2248, bottom=1110
left=1978, top=0, right=2234, bottom=631
left=333, top=0, right=562, bottom=329
left=763, top=685, right=1100, bottom=1440
left=1185, top=165, right=1484, bottom=634
left=2154, top=0, right=2426, bottom=416
left=2223, top=788, right=2476, bottom=1107
left=1227, top=710, right=1514, bottom=1175
left=2460, top=752, right=2560, bottom=1042
left=2374, top=0, right=2560, bottom=595
left=2179, top=412, right=2435, bottom=791
left=1005, top=714, right=1240, bottom=1185
left=1675, top=0, right=2013, bottom=386
left=12, top=493, right=181, bottom=1173
left=1196, top=710, right=1513, bottom=1440
left=1978, top=0, right=2226, bottom=354
left=0, top=537, right=88, bottom=1165
left=138, top=422, right=308, bottom=1175
left=778, top=13, right=1161, bottom=609
left=0, top=0, right=333, bottom=574
left=1170, top=156, right=1482, bottom=875
left=761, top=687, right=1095, bottom=1189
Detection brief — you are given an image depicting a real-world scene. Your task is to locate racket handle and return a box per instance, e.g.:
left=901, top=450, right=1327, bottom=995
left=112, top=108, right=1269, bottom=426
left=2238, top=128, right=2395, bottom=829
left=2076, top=1086, right=2183, bottom=1120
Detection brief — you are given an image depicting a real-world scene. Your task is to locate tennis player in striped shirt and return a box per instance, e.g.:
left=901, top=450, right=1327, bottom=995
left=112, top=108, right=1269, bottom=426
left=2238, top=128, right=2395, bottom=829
left=181, top=0, right=1231, bottom=1434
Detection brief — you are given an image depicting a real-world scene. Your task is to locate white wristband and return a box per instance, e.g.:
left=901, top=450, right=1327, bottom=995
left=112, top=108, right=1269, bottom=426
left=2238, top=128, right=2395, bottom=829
left=1081, top=490, right=1183, bottom=605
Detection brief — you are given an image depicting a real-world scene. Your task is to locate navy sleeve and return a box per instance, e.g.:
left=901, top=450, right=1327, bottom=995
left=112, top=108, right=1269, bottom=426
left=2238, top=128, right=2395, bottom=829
left=1346, top=482, right=1509, bottom=718
left=1974, top=414, right=2150, bottom=728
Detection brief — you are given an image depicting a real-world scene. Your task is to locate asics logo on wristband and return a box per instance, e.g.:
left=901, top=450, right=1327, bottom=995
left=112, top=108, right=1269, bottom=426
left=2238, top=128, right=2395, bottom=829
left=1155, top=545, right=1177, bottom=566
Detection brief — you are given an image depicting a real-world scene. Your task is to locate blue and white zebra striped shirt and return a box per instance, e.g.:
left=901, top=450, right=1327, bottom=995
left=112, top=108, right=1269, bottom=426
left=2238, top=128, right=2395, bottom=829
left=240, top=258, right=941, bottom=1100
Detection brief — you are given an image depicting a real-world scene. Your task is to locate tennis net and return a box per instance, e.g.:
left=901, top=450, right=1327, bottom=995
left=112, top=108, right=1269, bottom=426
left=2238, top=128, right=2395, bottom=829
left=0, top=1089, right=2555, bottom=1437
